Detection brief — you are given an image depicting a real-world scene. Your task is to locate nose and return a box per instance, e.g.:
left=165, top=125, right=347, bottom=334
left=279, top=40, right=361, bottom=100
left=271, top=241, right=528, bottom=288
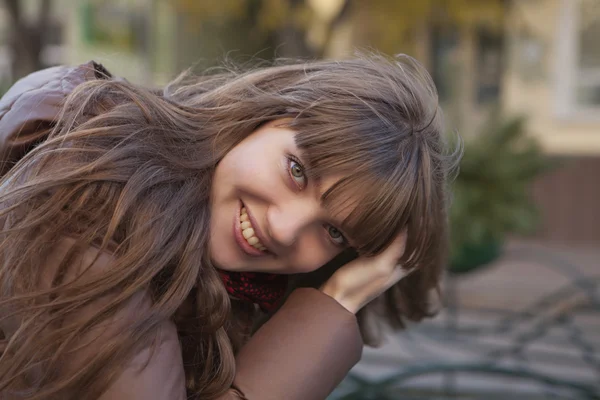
left=266, top=200, right=318, bottom=248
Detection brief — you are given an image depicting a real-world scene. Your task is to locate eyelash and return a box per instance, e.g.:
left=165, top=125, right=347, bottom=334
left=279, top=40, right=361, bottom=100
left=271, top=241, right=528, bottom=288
left=324, top=224, right=348, bottom=248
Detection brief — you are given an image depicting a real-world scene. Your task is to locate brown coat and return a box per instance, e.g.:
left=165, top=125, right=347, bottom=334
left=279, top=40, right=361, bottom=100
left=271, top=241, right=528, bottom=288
left=0, top=62, right=363, bottom=400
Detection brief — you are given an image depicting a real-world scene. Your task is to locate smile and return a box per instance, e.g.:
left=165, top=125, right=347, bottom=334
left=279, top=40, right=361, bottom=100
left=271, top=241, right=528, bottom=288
left=233, top=202, right=269, bottom=257
left=240, top=207, right=267, bottom=251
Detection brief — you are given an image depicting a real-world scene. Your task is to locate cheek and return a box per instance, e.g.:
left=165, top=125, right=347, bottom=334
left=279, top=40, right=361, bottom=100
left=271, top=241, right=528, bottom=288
left=227, top=152, right=276, bottom=189
left=208, top=211, right=236, bottom=269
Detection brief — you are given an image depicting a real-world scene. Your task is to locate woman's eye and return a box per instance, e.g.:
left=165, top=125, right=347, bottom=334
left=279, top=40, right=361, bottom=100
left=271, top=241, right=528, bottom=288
left=326, top=225, right=346, bottom=246
left=288, top=157, right=307, bottom=189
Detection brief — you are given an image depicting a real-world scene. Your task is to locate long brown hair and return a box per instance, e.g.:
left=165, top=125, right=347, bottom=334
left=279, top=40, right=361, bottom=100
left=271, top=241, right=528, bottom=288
left=0, top=53, right=461, bottom=399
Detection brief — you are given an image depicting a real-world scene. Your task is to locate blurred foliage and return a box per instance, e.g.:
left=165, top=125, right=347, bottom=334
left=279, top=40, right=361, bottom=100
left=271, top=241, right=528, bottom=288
left=356, top=0, right=505, bottom=55
left=449, top=113, right=551, bottom=273
left=167, top=0, right=506, bottom=58
left=170, top=0, right=319, bottom=35
left=80, top=2, right=141, bottom=52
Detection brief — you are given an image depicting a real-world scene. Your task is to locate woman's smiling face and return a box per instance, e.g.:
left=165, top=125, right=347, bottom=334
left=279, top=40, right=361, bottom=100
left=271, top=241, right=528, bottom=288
left=209, top=120, right=352, bottom=274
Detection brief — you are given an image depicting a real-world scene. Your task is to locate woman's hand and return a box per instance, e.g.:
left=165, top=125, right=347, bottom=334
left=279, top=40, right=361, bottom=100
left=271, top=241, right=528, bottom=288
left=320, top=231, right=409, bottom=314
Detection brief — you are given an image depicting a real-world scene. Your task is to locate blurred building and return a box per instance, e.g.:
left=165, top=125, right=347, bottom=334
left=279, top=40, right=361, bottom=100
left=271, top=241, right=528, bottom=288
left=503, top=0, right=600, bottom=245
left=504, top=0, right=600, bottom=155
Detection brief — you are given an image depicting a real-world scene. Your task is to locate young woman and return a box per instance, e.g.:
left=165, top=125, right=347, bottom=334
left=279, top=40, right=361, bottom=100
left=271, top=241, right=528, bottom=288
left=0, top=55, right=459, bottom=399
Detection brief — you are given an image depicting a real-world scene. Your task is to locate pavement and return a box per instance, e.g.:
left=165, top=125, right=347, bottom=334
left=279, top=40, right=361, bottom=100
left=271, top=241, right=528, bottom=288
left=337, top=240, right=600, bottom=399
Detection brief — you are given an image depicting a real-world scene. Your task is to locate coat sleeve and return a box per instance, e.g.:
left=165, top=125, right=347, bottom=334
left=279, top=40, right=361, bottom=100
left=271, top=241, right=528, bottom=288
left=220, top=288, right=363, bottom=400
left=0, top=61, right=110, bottom=176
left=97, top=288, right=363, bottom=400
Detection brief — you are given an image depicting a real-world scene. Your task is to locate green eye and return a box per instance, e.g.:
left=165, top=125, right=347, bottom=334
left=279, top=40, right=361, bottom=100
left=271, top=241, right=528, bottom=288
left=291, top=162, right=303, bottom=178
left=327, top=225, right=346, bottom=246
left=288, top=158, right=307, bottom=188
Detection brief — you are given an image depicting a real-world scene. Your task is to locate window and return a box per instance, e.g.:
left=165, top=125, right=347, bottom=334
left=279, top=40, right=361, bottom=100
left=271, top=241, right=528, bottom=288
left=475, top=27, right=503, bottom=104
left=556, top=0, right=600, bottom=119
left=575, top=0, right=600, bottom=107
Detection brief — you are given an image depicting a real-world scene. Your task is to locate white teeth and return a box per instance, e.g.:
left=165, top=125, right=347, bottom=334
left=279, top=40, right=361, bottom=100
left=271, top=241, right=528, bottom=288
left=240, top=208, right=266, bottom=251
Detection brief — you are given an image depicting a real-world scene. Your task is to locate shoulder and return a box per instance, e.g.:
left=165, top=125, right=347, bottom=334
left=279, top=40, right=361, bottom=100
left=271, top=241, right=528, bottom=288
left=0, top=61, right=112, bottom=121
left=40, top=237, right=117, bottom=288
left=0, top=61, right=113, bottom=175
left=49, top=239, right=187, bottom=400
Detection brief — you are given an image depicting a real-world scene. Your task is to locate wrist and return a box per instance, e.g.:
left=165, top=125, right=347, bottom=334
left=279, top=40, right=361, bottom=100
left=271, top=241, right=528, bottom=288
left=319, top=282, right=359, bottom=314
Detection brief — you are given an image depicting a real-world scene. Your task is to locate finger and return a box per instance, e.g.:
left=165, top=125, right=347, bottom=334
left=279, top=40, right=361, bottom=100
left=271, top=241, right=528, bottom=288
left=342, top=230, right=407, bottom=273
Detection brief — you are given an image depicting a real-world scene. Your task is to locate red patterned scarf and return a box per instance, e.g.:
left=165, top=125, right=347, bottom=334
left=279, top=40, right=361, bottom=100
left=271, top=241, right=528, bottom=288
left=218, top=270, right=288, bottom=312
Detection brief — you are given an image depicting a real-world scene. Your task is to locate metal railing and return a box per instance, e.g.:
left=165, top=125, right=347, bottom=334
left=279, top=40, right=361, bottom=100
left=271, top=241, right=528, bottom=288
left=330, top=246, right=600, bottom=400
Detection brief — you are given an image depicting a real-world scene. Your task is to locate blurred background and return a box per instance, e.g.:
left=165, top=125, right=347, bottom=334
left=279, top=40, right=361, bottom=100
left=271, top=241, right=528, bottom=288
left=1, top=0, right=599, bottom=398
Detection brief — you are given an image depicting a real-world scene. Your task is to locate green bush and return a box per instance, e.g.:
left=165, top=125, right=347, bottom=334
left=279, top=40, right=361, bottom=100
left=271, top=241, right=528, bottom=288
left=448, top=113, right=551, bottom=273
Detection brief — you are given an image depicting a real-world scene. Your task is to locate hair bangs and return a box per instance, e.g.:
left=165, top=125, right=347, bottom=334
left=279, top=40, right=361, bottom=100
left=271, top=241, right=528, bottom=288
left=325, top=174, right=409, bottom=256
left=292, top=123, right=423, bottom=257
